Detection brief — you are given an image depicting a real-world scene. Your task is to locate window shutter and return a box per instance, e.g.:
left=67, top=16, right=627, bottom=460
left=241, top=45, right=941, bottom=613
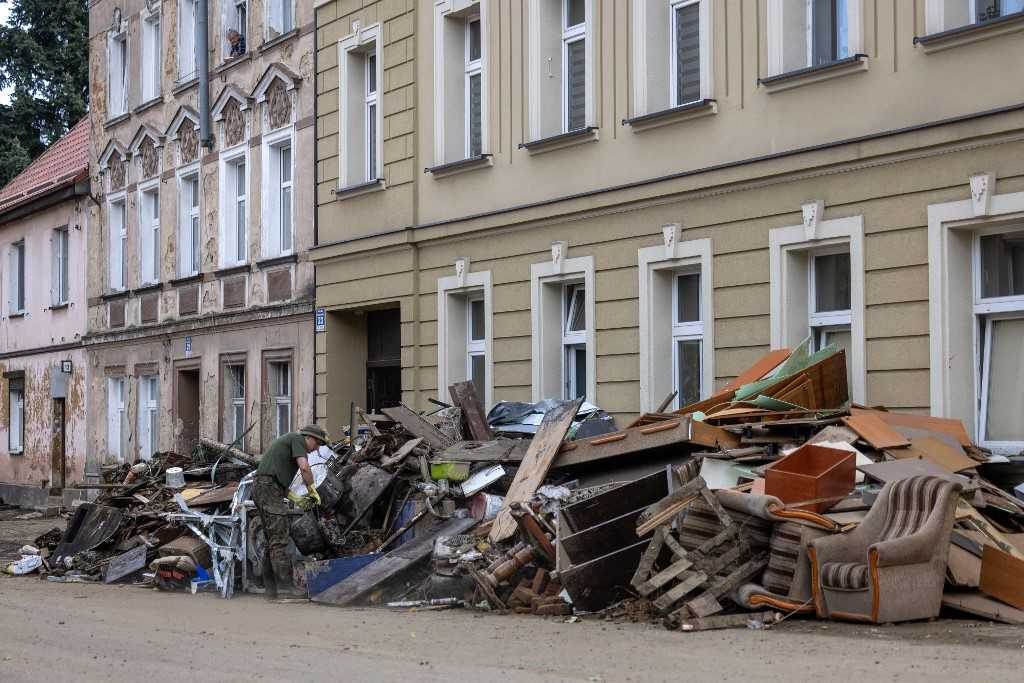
left=566, top=40, right=587, bottom=131
left=675, top=3, right=701, bottom=105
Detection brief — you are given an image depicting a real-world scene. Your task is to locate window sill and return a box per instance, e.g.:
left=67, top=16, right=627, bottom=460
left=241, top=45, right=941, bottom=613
left=759, top=54, right=868, bottom=94
left=8, top=449, right=23, bottom=456
left=259, top=29, right=300, bottom=55
left=133, top=97, right=163, bottom=115
left=519, top=127, right=599, bottom=155
left=425, top=154, right=493, bottom=179
left=623, top=100, right=718, bottom=133
left=215, top=264, right=250, bottom=278
left=49, top=302, right=70, bottom=311
left=333, top=178, right=386, bottom=201
left=132, top=283, right=162, bottom=295
left=101, top=290, right=129, bottom=302
left=215, top=52, right=252, bottom=75
left=103, top=112, right=130, bottom=130
left=914, top=12, right=1024, bottom=53
left=173, top=77, right=199, bottom=96
left=257, top=253, right=298, bottom=269
left=170, top=274, right=203, bottom=287
left=7, top=312, right=25, bottom=319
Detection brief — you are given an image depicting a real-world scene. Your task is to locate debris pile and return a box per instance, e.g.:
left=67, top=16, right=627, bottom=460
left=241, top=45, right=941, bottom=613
left=8, top=342, right=1024, bottom=630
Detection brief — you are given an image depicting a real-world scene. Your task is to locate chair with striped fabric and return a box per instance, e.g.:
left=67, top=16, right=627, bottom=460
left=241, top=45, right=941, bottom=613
left=808, top=475, right=962, bottom=623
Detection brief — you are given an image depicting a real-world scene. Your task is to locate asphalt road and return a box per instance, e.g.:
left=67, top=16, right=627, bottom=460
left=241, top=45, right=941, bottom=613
left=1, top=575, right=1022, bottom=683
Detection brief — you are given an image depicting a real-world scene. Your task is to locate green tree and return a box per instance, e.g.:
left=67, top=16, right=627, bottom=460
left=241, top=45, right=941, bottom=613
left=0, top=0, right=88, bottom=187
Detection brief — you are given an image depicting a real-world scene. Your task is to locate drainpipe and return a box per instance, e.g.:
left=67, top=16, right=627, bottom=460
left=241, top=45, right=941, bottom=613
left=198, top=0, right=212, bottom=149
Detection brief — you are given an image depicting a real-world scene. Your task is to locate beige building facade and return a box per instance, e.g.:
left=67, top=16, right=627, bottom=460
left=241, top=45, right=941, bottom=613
left=86, top=0, right=317, bottom=472
left=313, top=1, right=1024, bottom=454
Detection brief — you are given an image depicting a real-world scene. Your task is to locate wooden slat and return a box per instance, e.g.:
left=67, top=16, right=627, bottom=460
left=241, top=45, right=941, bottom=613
left=842, top=414, right=911, bottom=449
left=718, top=348, right=792, bottom=394
left=435, top=438, right=529, bottom=463
left=448, top=381, right=493, bottom=442
left=561, top=470, right=669, bottom=533
left=489, top=399, right=582, bottom=543
left=850, top=407, right=972, bottom=447
left=942, top=591, right=1024, bottom=624
left=553, top=418, right=739, bottom=469
left=381, top=404, right=453, bottom=450
left=886, top=436, right=977, bottom=472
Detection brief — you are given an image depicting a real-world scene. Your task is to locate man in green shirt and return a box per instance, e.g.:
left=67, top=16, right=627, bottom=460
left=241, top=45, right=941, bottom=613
left=253, top=424, right=329, bottom=598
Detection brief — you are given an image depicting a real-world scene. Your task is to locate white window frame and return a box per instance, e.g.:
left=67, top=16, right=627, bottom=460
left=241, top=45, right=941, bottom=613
left=465, top=15, right=483, bottom=158
left=219, top=145, right=249, bottom=267
left=270, top=360, right=292, bottom=439
left=225, top=364, right=247, bottom=442
left=138, top=374, right=160, bottom=460
left=530, top=249, right=596, bottom=403
left=433, top=1, right=490, bottom=166
left=926, top=0, right=1024, bottom=34
left=527, top=0, right=595, bottom=141
left=51, top=226, right=70, bottom=306
left=108, top=24, right=128, bottom=117
left=8, top=378, right=24, bottom=454
left=137, top=180, right=161, bottom=285
left=141, top=6, right=162, bottom=102
left=765, top=0, right=863, bottom=77
left=107, top=376, right=126, bottom=463
left=108, top=194, right=128, bottom=292
left=8, top=240, right=25, bottom=315
left=338, top=23, right=384, bottom=189
left=266, top=0, right=295, bottom=41
left=807, top=246, right=853, bottom=348
left=437, top=263, right=494, bottom=409
left=176, top=165, right=201, bottom=277
left=261, top=126, right=295, bottom=258
left=638, top=232, right=714, bottom=412
left=561, top=282, right=587, bottom=400
left=632, top=0, right=713, bottom=118
left=769, top=206, right=866, bottom=403
left=928, top=181, right=1024, bottom=452
left=560, top=0, right=586, bottom=133
left=364, top=51, right=378, bottom=182
left=178, top=0, right=198, bottom=81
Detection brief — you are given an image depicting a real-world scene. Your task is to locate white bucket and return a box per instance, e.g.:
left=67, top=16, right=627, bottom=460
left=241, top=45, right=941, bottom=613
left=165, top=467, right=185, bottom=489
left=469, top=493, right=503, bottom=520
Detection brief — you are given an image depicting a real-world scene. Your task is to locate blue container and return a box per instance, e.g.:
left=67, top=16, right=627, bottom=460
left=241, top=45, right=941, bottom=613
left=304, top=554, right=381, bottom=598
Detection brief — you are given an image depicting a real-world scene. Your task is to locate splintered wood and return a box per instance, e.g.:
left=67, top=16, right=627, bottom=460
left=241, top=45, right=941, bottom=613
left=630, top=476, right=766, bottom=624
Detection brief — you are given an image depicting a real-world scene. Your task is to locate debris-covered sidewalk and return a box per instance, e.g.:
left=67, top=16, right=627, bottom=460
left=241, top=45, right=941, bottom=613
left=4, top=337, right=1024, bottom=631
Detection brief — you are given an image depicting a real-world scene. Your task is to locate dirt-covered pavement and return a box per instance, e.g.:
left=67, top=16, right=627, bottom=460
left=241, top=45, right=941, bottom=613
left=1, top=574, right=1022, bottom=683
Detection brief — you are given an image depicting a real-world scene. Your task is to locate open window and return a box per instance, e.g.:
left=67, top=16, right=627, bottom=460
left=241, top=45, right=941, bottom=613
left=108, top=197, right=128, bottom=291
left=223, top=0, right=249, bottom=59
left=138, top=183, right=160, bottom=285
left=177, top=170, right=200, bottom=277
left=527, top=0, right=593, bottom=141
left=219, top=150, right=248, bottom=267
left=766, top=0, right=863, bottom=77
left=178, top=0, right=198, bottom=81
left=108, top=21, right=128, bottom=117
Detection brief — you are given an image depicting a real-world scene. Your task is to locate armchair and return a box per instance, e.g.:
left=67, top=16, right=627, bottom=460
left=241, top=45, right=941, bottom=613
left=808, top=475, right=962, bottom=623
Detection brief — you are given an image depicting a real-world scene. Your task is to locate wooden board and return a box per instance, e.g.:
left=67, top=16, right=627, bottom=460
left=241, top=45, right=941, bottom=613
left=942, top=591, right=1024, bottom=625
left=186, top=484, right=239, bottom=507
left=857, top=458, right=971, bottom=487
left=842, top=414, right=911, bottom=449
left=558, top=540, right=649, bottom=612
left=104, top=545, right=148, bottom=583
left=560, top=470, right=670, bottom=532
left=758, top=350, right=849, bottom=410
left=489, top=398, right=582, bottom=543
left=886, top=436, right=978, bottom=473
left=979, top=545, right=1024, bottom=610
left=436, top=438, right=529, bottom=463
left=561, top=507, right=651, bottom=566
left=718, top=349, right=792, bottom=395
left=381, top=404, right=453, bottom=450
left=850, top=408, right=972, bottom=447
left=448, top=381, right=493, bottom=442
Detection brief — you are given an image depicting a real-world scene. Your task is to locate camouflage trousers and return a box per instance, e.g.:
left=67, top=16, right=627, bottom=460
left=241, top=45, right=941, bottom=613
left=253, top=475, right=293, bottom=590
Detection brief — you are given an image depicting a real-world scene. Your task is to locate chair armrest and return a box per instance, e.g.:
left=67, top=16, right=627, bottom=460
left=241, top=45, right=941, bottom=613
left=870, top=529, right=939, bottom=568
left=809, top=530, right=868, bottom=565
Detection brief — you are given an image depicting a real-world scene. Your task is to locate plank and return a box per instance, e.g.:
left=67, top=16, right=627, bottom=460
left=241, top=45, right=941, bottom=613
left=718, top=348, right=792, bottom=394
left=886, top=436, right=978, bottom=473
left=379, top=437, right=424, bottom=469
left=435, top=438, right=529, bottom=463
left=489, top=398, right=583, bottom=543
left=554, top=418, right=739, bottom=469
left=942, top=591, right=1024, bottom=625
left=559, top=540, right=649, bottom=612
left=842, top=414, right=911, bottom=450
left=849, top=408, right=971, bottom=447
left=679, top=611, right=782, bottom=632
left=381, top=404, right=453, bottom=450
left=956, top=502, right=1024, bottom=561
left=857, top=458, right=971, bottom=487
left=979, top=545, right=1024, bottom=610
left=448, top=381, right=493, bottom=442
left=104, top=545, right=148, bottom=583
left=561, top=470, right=669, bottom=532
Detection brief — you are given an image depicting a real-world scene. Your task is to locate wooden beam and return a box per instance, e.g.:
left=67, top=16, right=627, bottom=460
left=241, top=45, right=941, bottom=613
left=448, top=381, right=493, bottom=441
left=381, top=404, right=453, bottom=450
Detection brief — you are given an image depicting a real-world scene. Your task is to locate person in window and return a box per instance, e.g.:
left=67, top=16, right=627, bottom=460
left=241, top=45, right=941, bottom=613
left=227, top=29, right=246, bottom=58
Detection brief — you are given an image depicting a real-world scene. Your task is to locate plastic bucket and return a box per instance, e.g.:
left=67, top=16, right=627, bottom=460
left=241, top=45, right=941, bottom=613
left=165, top=467, right=185, bottom=489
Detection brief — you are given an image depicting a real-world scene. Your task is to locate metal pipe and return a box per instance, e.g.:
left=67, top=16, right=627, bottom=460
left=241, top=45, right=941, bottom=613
left=197, top=0, right=212, bottom=148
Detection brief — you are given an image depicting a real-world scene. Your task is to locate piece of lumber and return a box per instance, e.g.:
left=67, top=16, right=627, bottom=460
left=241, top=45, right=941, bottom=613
left=956, top=502, right=1024, bottom=561
left=381, top=404, right=453, bottom=450
left=979, top=545, right=1024, bottom=610
left=490, top=398, right=582, bottom=543
left=198, top=437, right=259, bottom=467
left=719, top=348, right=792, bottom=395
left=857, top=458, right=971, bottom=488
left=103, top=545, right=148, bottom=583
left=448, top=381, right=493, bottom=442
left=312, top=516, right=476, bottom=606
left=842, top=414, right=911, bottom=449
left=559, top=539, right=649, bottom=612
left=942, top=591, right=1024, bottom=625
left=379, top=437, right=424, bottom=469
left=679, top=611, right=782, bottom=632
left=849, top=408, right=971, bottom=447
left=186, top=484, right=239, bottom=507
left=886, top=436, right=978, bottom=473
left=435, top=438, right=529, bottom=463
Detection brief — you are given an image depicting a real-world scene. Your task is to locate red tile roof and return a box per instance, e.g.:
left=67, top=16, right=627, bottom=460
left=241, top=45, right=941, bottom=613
left=0, top=117, right=90, bottom=216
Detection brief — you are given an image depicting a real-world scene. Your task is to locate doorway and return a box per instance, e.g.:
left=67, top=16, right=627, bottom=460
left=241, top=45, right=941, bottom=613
left=51, top=398, right=66, bottom=491
left=366, top=309, right=401, bottom=411
left=176, top=368, right=201, bottom=453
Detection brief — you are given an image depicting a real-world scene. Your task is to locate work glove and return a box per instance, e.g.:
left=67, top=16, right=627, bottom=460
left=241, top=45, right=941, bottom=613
left=305, top=484, right=322, bottom=509
left=286, top=489, right=306, bottom=507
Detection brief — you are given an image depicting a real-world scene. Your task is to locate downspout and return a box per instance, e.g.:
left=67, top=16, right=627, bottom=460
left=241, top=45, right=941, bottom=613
left=198, top=0, right=212, bottom=148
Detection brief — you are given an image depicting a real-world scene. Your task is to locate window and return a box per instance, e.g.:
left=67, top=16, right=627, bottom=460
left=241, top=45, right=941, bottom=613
left=437, top=265, right=493, bottom=408
left=433, top=3, right=489, bottom=166
left=631, top=1, right=712, bottom=119
left=809, top=249, right=853, bottom=388
left=8, top=240, right=25, bottom=314
left=927, top=0, right=1024, bottom=32
left=139, top=186, right=160, bottom=285
left=107, top=377, right=126, bottom=462
left=671, top=1, right=701, bottom=106
left=467, top=296, right=486, bottom=399
left=109, top=199, right=128, bottom=291
left=465, top=18, right=483, bottom=157
left=234, top=0, right=248, bottom=38
left=178, top=171, right=200, bottom=276
left=562, top=283, right=587, bottom=399
left=108, top=27, right=128, bottom=117
left=338, top=26, right=383, bottom=188
left=528, top=0, right=592, bottom=140
left=52, top=227, right=70, bottom=305
left=223, top=0, right=248, bottom=59
left=178, top=0, right=198, bottom=80
left=142, top=10, right=161, bottom=102
left=267, top=0, right=294, bottom=40
left=270, top=361, right=292, bottom=438
left=263, top=133, right=294, bottom=257
left=766, top=0, right=862, bottom=76
left=224, top=364, right=247, bottom=443
left=672, top=271, right=704, bottom=408
left=8, top=377, right=24, bottom=453
left=365, top=52, right=378, bottom=181
left=975, top=229, right=1024, bottom=447
left=220, top=155, right=247, bottom=266
left=139, top=375, right=160, bottom=460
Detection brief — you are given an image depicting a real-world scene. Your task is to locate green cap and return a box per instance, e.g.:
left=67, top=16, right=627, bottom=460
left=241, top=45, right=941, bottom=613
left=298, top=424, right=330, bottom=444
